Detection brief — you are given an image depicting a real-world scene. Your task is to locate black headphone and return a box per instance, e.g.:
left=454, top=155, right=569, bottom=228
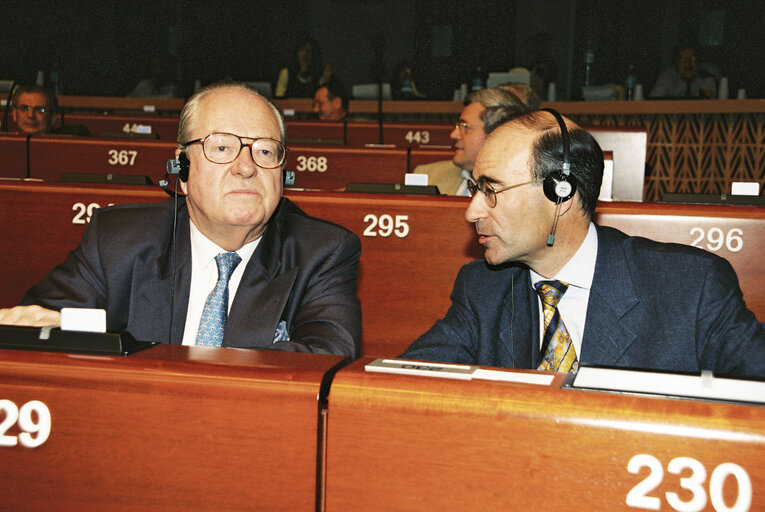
left=164, top=152, right=295, bottom=186
left=540, top=108, right=577, bottom=246
left=540, top=108, right=577, bottom=203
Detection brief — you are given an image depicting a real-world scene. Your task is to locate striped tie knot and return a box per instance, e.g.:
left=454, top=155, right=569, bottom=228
left=534, top=280, right=568, bottom=308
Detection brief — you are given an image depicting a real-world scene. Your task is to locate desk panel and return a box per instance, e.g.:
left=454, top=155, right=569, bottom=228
left=325, top=358, right=765, bottom=511
left=346, top=121, right=453, bottom=148
left=286, top=120, right=345, bottom=145
left=28, top=135, right=175, bottom=183
left=0, top=344, right=346, bottom=511
left=0, top=133, right=28, bottom=178
left=286, top=145, right=408, bottom=191
left=62, top=112, right=180, bottom=140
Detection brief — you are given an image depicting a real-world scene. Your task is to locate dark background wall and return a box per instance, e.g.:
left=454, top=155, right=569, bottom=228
left=1, top=0, right=762, bottom=99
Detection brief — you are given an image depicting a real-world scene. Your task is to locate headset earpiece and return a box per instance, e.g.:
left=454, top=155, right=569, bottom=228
left=543, top=170, right=577, bottom=202
left=540, top=108, right=578, bottom=246
left=177, top=152, right=190, bottom=182
left=540, top=108, right=577, bottom=204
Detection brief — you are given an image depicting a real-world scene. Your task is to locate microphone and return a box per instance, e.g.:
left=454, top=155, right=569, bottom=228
left=547, top=197, right=563, bottom=247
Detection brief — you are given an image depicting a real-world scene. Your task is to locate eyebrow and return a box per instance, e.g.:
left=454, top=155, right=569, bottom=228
left=476, top=174, right=502, bottom=187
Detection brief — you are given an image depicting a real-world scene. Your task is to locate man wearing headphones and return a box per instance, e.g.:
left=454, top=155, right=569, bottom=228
left=0, top=82, right=362, bottom=356
left=401, top=109, right=765, bottom=378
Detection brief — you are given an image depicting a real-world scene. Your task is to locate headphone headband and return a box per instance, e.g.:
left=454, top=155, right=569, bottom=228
left=541, top=108, right=570, bottom=177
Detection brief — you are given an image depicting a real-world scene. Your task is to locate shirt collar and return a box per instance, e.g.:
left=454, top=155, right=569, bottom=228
left=531, top=222, right=598, bottom=290
left=189, top=221, right=261, bottom=271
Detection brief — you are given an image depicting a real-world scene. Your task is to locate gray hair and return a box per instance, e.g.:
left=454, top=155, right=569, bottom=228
left=464, top=87, right=530, bottom=133
left=177, top=81, right=287, bottom=145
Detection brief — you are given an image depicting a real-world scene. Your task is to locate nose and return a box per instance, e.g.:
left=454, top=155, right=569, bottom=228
left=231, top=146, right=258, bottom=178
left=465, top=193, right=487, bottom=224
left=450, top=125, right=461, bottom=141
left=312, top=103, right=320, bottom=113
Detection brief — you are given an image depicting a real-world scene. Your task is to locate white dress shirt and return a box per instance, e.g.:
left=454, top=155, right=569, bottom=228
left=530, top=222, right=598, bottom=360
left=181, top=223, right=260, bottom=346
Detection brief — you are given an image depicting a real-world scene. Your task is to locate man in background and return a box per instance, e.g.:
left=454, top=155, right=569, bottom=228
left=312, top=78, right=348, bottom=121
left=413, top=88, right=529, bottom=195
left=650, top=44, right=717, bottom=99
left=10, top=84, right=55, bottom=135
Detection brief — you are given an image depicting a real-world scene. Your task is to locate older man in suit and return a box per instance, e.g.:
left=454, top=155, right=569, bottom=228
left=401, top=109, right=765, bottom=378
left=0, top=82, right=361, bottom=356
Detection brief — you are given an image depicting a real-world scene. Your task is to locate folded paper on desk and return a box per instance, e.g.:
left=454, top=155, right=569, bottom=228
left=365, top=358, right=555, bottom=385
left=571, top=367, right=765, bottom=404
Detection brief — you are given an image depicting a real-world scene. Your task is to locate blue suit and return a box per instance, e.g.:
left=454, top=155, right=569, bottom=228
left=401, top=225, right=765, bottom=378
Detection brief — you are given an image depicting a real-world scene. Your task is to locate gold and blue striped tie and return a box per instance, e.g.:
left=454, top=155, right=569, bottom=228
left=535, top=280, right=578, bottom=373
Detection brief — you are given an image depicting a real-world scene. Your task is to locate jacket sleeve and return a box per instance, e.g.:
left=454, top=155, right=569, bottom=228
left=268, top=229, right=362, bottom=358
left=695, top=256, right=765, bottom=378
left=398, top=265, right=481, bottom=364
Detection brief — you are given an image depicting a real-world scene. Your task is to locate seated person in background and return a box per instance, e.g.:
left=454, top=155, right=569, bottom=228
left=650, top=44, right=717, bottom=99
left=275, top=38, right=332, bottom=98
left=10, top=84, right=55, bottom=135
left=413, top=88, right=529, bottom=196
left=127, top=57, right=177, bottom=98
left=0, top=82, right=361, bottom=356
left=497, top=82, right=541, bottom=110
left=401, top=109, right=765, bottom=378
left=312, top=78, right=347, bottom=121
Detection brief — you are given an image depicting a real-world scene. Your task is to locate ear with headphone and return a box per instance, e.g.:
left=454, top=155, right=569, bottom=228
left=165, top=151, right=190, bottom=182
left=540, top=108, right=577, bottom=246
left=164, top=152, right=296, bottom=187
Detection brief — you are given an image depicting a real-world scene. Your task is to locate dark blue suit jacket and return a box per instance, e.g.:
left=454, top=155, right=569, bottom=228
left=402, top=225, right=765, bottom=378
left=22, top=197, right=362, bottom=356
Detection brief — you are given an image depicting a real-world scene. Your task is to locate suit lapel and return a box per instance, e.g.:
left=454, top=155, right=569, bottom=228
left=130, top=205, right=191, bottom=344
left=581, top=227, right=640, bottom=366
left=223, top=199, right=297, bottom=348
left=498, top=269, right=538, bottom=368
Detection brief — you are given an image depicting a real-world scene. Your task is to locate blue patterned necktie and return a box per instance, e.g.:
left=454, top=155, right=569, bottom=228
left=195, top=251, right=241, bottom=347
left=535, top=280, right=579, bottom=373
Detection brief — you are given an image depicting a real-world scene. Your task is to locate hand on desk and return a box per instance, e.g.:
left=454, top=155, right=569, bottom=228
left=0, top=305, right=61, bottom=327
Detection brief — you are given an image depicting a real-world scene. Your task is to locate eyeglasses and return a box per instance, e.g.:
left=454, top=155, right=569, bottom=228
left=182, top=132, right=287, bottom=168
left=15, top=104, right=48, bottom=115
left=454, top=120, right=476, bottom=134
left=467, top=178, right=543, bottom=208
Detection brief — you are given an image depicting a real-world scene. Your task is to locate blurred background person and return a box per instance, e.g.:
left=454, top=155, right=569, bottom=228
left=10, top=84, right=55, bottom=135
left=412, top=88, right=530, bottom=195
left=497, top=82, right=541, bottom=110
left=275, top=38, right=332, bottom=98
left=312, top=77, right=348, bottom=121
left=127, top=57, right=178, bottom=97
left=650, top=43, right=717, bottom=99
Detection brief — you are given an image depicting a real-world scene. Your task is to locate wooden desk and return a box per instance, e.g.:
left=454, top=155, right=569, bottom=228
left=0, top=183, right=762, bottom=357
left=345, top=121, right=453, bottom=148
left=325, top=358, right=765, bottom=511
left=286, top=120, right=345, bottom=145
left=286, top=145, right=408, bottom=190
left=28, top=135, right=175, bottom=183
left=0, top=344, right=347, bottom=511
left=62, top=112, right=180, bottom=140
left=0, top=133, right=29, bottom=178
